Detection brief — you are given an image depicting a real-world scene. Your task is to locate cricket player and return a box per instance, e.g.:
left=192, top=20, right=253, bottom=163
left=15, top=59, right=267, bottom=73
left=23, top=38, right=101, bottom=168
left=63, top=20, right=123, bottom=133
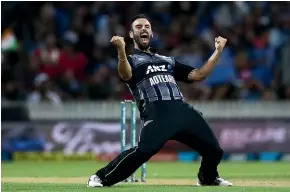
left=87, top=14, right=232, bottom=187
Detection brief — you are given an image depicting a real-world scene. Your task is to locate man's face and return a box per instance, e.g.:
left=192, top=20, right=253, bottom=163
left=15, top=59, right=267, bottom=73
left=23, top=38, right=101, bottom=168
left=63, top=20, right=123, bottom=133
left=131, top=18, right=153, bottom=50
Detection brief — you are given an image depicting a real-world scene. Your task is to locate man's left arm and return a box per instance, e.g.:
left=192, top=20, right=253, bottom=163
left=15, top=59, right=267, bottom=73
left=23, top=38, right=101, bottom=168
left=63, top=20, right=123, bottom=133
left=174, top=36, right=227, bottom=83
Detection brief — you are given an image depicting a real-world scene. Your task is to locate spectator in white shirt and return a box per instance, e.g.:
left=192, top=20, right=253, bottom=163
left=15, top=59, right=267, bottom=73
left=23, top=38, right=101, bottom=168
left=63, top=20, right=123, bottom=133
left=27, top=73, right=62, bottom=104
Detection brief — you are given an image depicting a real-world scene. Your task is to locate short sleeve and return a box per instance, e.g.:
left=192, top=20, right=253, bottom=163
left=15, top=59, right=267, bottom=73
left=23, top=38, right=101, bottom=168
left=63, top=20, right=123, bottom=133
left=173, top=58, right=196, bottom=83
left=127, top=55, right=134, bottom=67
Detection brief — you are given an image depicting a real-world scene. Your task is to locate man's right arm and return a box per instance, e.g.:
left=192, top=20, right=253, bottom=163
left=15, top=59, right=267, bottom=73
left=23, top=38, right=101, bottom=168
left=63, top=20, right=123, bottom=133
left=110, top=36, right=132, bottom=81
left=117, top=48, right=132, bottom=81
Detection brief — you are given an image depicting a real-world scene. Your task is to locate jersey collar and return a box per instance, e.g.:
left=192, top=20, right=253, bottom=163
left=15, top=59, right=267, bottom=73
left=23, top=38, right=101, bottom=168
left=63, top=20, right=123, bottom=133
left=133, top=48, right=156, bottom=56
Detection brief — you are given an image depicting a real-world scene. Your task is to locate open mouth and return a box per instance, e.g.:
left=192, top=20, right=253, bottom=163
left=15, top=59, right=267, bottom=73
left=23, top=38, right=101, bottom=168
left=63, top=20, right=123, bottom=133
left=141, top=33, right=149, bottom=43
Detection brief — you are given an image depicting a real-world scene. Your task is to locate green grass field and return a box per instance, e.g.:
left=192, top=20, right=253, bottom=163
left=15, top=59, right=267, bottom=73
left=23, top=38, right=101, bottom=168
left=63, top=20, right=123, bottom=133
left=2, top=161, right=290, bottom=192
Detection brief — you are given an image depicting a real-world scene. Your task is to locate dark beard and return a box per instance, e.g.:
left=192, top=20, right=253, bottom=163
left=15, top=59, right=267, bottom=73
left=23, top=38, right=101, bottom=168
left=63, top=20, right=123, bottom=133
left=133, top=33, right=152, bottom=51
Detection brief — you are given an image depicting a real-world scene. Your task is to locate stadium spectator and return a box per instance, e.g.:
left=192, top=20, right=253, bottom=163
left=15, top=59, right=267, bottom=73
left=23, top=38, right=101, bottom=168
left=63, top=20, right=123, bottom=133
left=235, top=51, right=265, bottom=100
left=31, top=33, right=60, bottom=79
left=58, top=39, right=87, bottom=81
left=277, top=40, right=290, bottom=100
left=2, top=80, right=26, bottom=102
left=1, top=1, right=289, bottom=102
left=87, top=64, right=113, bottom=100
left=57, top=69, right=84, bottom=100
left=27, top=73, right=62, bottom=104
left=33, top=3, right=56, bottom=42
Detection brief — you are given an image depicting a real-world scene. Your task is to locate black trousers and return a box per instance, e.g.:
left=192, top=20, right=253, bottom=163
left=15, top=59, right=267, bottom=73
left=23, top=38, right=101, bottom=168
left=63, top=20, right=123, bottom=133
left=96, top=100, right=223, bottom=186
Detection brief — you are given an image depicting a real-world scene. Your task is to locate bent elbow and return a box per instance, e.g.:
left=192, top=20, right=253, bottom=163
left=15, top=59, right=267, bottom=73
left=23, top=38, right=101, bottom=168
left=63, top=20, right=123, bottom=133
left=190, top=69, right=207, bottom=82
left=195, top=75, right=206, bottom=82
left=119, top=72, right=132, bottom=81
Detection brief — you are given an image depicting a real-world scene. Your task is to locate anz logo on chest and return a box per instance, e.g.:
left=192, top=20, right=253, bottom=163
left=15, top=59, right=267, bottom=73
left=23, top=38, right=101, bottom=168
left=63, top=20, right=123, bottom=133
left=146, top=65, right=167, bottom=75
left=146, top=64, right=176, bottom=86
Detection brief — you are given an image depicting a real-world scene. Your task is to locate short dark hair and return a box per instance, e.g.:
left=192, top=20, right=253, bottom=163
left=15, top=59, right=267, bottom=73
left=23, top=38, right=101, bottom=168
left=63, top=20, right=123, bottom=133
left=131, top=14, right=149, bottom=23
left=131, top=14, right=150, bottom=30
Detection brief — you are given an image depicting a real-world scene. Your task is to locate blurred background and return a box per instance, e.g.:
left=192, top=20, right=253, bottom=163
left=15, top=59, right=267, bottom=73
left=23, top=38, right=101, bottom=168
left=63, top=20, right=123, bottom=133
left=1, top=1, right=290, bottom=162
left=2, top=1, right=290, bottom=102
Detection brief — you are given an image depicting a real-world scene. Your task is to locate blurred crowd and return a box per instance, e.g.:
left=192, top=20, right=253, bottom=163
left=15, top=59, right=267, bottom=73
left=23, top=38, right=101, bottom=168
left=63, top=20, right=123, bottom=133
left=2, top=1, right=290, bottom=104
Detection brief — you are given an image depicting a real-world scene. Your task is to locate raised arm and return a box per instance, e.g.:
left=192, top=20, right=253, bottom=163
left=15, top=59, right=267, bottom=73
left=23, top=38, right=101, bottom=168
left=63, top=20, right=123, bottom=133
left=188, top=36, right=227, bottom=82
left=110, top=36, right=132, bottom=81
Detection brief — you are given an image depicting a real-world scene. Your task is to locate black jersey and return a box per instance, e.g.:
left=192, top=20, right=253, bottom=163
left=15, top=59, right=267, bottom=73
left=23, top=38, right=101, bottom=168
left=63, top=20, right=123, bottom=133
left=122, top=49, right=196, bottom=110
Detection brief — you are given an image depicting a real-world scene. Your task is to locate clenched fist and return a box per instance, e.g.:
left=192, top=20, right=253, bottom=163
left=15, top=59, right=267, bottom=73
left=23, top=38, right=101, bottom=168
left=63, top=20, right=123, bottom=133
left=110, top=36, right=125, bottom=49
left=215, top=36, right=227, bottom=52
